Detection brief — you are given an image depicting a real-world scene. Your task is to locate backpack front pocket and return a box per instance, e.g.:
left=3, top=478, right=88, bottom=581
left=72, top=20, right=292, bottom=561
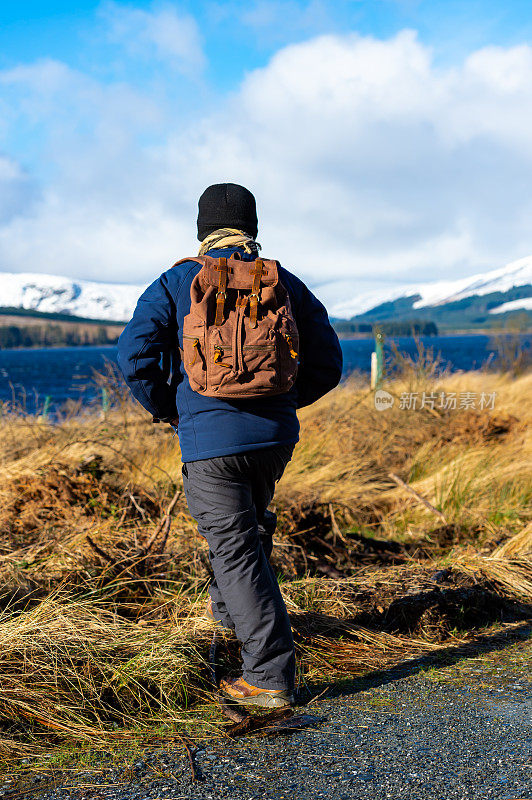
left=207, top=323, right=236, bottom=392
left=182, top=313, right=206, bottom=391
left=240, top=343, right=278, bottom=392
left=208, top=342, right=235, bottom=392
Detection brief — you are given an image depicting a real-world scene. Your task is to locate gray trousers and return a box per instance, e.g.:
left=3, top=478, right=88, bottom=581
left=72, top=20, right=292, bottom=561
left=182, top=444, right=295, bottom=690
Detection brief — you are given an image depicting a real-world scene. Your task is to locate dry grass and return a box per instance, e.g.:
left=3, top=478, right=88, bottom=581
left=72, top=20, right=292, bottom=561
left=0, top=366, right=530, bottom=767
left=0, top=595, right=214, bottom=751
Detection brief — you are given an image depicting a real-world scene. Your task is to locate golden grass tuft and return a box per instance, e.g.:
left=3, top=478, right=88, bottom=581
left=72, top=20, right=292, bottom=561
left=0, top=595, right=214, bottom=748
left=492, top=521, right=532, bottom=557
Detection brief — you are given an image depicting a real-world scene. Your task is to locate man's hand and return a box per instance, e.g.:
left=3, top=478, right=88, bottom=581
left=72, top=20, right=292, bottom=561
left=152, top=416, right=179, bottom=429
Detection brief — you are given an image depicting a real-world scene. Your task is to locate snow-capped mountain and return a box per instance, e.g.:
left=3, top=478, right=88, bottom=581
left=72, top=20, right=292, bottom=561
left=0, top=272, right=146, bottom=322
left=330, top=255, right=532, bottom=319
left=0, top=254, right=531, bottom=324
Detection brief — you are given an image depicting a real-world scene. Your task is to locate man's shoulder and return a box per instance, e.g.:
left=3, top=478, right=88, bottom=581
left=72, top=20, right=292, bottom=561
left=276, top=263, right=316, bottom=313
left=166, top=256, right=203, bottom=276
left=276, top=263, right=306, bottom=294
left=157, top=257, right=203, bottom=292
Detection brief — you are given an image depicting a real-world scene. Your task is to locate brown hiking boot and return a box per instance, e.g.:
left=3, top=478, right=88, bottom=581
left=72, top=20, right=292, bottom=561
left=219, top=676, right=293, bottom=708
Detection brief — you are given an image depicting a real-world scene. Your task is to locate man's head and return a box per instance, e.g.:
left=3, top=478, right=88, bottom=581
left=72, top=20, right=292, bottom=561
left=197, top=183, right=258, bottom=242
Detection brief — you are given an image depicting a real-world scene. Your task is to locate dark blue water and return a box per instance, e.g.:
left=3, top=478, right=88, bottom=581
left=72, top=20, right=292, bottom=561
left=0, top=335, right=527, bottom=415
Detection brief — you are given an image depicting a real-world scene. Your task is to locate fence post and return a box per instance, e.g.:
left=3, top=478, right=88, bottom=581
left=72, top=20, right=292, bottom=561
left=101, top=387, right=109, bottom=419
left=41, top=395, right=52, bottom=421
left=371, top=329, right=384, bottom=389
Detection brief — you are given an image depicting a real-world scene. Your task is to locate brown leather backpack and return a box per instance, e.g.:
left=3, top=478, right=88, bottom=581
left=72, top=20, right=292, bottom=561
left=175, top=254, right=299, bottom=398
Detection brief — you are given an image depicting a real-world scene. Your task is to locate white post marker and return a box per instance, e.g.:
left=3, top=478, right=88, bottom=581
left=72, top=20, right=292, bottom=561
left=370, top=351, right=377, bottom=389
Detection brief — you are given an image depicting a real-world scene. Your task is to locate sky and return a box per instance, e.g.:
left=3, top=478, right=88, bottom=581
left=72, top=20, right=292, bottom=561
left=1, top=0, right=532, bottom=310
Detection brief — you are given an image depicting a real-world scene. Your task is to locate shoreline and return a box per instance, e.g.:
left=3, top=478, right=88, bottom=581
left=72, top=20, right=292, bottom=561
left=0, top=329, right=530, bottom=352
left=337, top=328, right=530, bottom=340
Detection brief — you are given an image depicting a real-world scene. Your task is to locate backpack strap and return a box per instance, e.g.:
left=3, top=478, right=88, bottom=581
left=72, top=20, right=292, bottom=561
left=171, top=256, right=206, bottom=269
left=214, top=257, right=228, bottom=326
left=248, top=258, right=266, bottom=329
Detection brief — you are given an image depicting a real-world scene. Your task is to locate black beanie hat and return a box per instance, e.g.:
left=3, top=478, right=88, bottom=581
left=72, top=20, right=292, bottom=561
left=197, top=183, right=258, bottom=241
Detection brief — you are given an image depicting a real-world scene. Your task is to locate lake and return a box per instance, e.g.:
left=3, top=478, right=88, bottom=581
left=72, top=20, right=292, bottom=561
left=0, top=334, right=528, bottom=415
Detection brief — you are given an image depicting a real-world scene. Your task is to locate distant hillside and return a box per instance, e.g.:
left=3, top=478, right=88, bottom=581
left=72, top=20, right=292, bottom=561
left=334, top=286, right=532, bottom=336
left=0, top=309, right=125, bottom=350
left=0, top=306, right=127, bottom=326
left=330, top=255, right=532, bottom=335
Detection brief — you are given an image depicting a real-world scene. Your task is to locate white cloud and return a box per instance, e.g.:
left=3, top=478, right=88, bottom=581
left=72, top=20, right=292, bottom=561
left=0, top=155, right=38, bottom=223
left=0, top=59, right=179, bottom=280
left=160, top=31, right=532, bottom=292
left=206, top=0, right=334, bottom=47
left=101, top=2, right=206, bottom=75
left=1, top=29, right=532, bottom=308
left=241, top=0, right=332, bottom=43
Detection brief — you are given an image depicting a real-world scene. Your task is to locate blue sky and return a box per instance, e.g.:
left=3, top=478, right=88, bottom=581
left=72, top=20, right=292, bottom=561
left=1, top=1, right=532, bottom=309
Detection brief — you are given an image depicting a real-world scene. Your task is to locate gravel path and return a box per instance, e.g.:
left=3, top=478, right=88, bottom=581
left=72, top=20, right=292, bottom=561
left=4, top=626, right=531, bottom=800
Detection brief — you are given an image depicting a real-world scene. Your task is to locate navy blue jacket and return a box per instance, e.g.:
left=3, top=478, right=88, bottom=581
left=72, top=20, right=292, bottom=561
left=117, top=246, right=342, bottom=462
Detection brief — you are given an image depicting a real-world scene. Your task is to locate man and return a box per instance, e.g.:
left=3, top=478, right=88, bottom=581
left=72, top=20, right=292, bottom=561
left=118, top=183, right=342, bottom=708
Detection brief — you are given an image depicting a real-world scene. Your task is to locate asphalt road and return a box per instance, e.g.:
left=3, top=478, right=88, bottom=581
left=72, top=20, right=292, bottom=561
left=4, top=625, right=531, bottom=800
